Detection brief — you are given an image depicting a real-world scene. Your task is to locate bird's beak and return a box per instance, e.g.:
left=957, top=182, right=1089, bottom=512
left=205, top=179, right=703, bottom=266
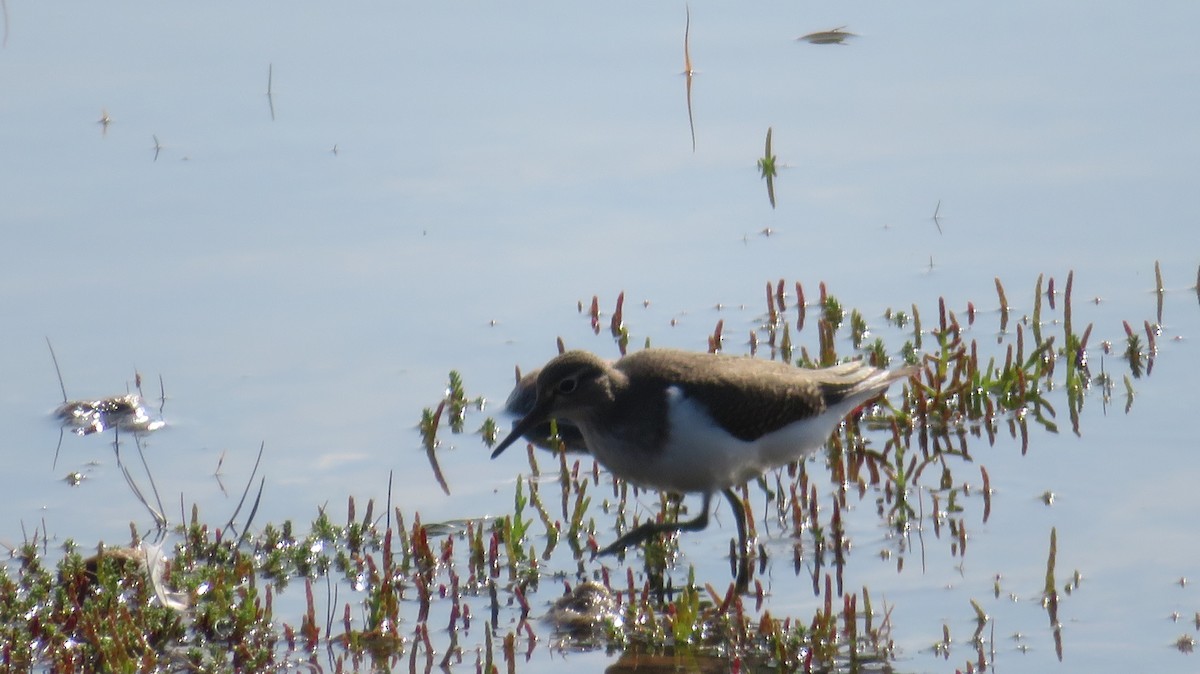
left=490, top=399, right=551, bottom=459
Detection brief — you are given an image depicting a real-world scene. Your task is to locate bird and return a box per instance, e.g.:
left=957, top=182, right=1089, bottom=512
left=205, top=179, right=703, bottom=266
left=492, top=348, right=913, bottom=591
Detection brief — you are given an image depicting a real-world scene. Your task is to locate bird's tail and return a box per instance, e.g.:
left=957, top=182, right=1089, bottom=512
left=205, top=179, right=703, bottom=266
left=822, top=361, right=917, bottom=407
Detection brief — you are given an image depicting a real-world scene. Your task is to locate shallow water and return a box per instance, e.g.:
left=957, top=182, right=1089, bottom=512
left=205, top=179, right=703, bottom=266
left=2, top=2, right=1199, bottom=672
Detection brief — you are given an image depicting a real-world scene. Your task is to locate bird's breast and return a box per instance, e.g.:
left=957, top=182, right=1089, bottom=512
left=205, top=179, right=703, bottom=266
left=575, top=387, right=836, bottom=494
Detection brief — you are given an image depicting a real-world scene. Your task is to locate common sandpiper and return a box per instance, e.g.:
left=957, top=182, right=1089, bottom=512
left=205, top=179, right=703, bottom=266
left=492, top=348, right=913, bottom=592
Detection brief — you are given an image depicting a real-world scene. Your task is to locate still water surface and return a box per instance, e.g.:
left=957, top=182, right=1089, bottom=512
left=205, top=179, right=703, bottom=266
left=2, top=2, right=1199, bottom=672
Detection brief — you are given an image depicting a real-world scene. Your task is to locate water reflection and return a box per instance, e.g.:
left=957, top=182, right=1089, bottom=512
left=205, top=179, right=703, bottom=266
left=7, top=265, right=1194, bottom=672
left=394, top=270, right=1171, bottom=670
left=3, top=0, right=1197, bottom=666
left=756, top=127, right=777, bottom=209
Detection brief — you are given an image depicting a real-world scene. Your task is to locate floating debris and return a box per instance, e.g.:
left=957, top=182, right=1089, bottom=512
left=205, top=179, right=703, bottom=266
left=798, top=26, right=857, bottom=45
left=97, top=108, right=112, bottom=136
left=54, top=394, right=165, bottom=436
left=265, top=63, right=276, bottom=121
left=46, top=338, right=165, bottom=439
left=143, top=540, right=191, bottom=612
left=545, top=581, right=617, bottom=635
left=80, top=543, right=189, bottom=613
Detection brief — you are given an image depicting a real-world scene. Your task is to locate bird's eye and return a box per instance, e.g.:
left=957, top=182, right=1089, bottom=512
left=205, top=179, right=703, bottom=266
left=557, top=377, right=578, bottom=395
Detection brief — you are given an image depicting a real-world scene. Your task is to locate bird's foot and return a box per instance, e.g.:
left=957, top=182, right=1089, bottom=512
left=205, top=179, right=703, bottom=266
left=595, top=503, right=713, bottom=558
left=595, top=522, right=673, bottom=557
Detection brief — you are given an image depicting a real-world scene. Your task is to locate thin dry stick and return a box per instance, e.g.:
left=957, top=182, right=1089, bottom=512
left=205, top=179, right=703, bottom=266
left=158, top=374, right=166, bottom=414
left=266, top=63, right=276, bottom=121
left=46, top=339, right=71, bottom=469
left=213, top=447, right=228, bottom=499
left=132, top=433, right=168, bottom=528
left=683, top=5, right=696, bottom=152
left=46, top=337, right=68, bottom=403
left=52, top=428, right=66, bottom=470
left=386, top=469, right=394, bottom=531
left=683, top=5, right=693, bottom=75
left=324, top=575, right=338, bottom=641
left=1154, top=260, right=1164, bottom=325
left=114, top=429, right=166, bottom=529
left=223, top=441, right=267, bottom=537
left=120, top=462, right=166, bottom=529
left=239, top=478, right=266, bottom=540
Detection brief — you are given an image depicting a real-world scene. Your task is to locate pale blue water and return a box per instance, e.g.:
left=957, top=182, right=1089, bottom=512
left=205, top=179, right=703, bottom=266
left=2, top=2, right=1199, bottom=672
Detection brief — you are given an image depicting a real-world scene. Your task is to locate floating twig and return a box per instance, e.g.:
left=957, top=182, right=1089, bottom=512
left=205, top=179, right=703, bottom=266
left=266, top=63, right=276, bottom=121
left=798, top=26, right=857, bottom=45
left=683, top=4, right=696, bottom=152
left=213, top=449, right=228, bottom=497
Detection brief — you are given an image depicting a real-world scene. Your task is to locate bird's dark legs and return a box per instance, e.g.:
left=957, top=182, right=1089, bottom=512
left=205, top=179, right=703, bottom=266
left=596, top=492, right=714, bottom=557
left=721, top=487, right=751, bottom=593
left=596, top=489, right=753, bottom=593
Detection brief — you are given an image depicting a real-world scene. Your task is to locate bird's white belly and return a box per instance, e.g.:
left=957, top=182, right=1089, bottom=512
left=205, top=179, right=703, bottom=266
left=582, top=387, right=846, bottom=494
